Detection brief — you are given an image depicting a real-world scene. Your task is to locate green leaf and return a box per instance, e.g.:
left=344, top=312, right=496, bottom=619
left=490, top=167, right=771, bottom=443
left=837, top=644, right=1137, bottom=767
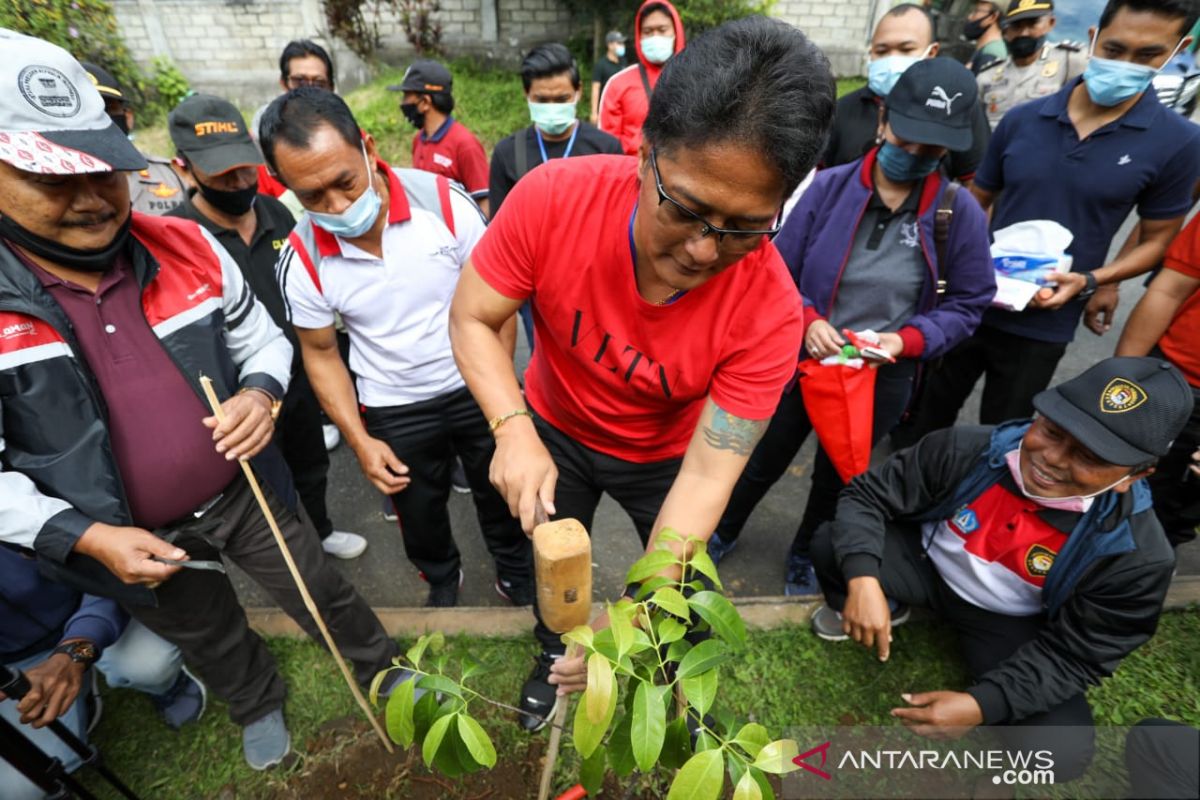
left=658, top=616, right=688, bottom=645
left=607, top=711, right=637, bottom=777
left=676, top=639, right=731, bottom=679
left=681, top=667, right=718, bottom=717
left=459, top=654, right=485, bottom=681
left=580, top=744, right=607, bottom=794
left=412, top=690, right=440, bottom=742
left=627, top=628, right=655, bottom=656
left=625, top=549, right=679, bottom=584
left=631, top=683, right=669, bottom=772
left=695, top=730, right=721, bottom=752
left=586, top=652, right=615, bottom=724
left=406, top=634, right=433, bottom=669
left=609, top=600, right=636, bottom=659
left=592, top=627, right=619, bottom=662
left=749, top=767, right=776, bottom=800
left=660, top=715, right=693, bottom=770
left=753, top=739, right=801, bottom=774
left=384, top=674, right=415, bottom=747
left=416, top=673, right=464, bottom=699
left=574, top=678, right=617, bottom=758
left=732, top=722, right=770, bottom=760
left=733, top=769, right=763, bottom=800
left=686, top=548, right=723, bottom=590
left=562, top=625, right=594, bottom=652
left=422, top=712, right=455, bottom=768
left=665, top=638, right=693, bottom=665
left=655, top=527, right=684, bottom=544
left=635, top=575, right=675, bottom=599
left=688, top=591, right=747, bottom=649
left=434, top=722, right=475, bottom=778
left=368, top=667, right=392, bottom=707
left=651, top=586, right=691, bottom=620
left=456, top=714, right=497, bottom=768
left=667, top=749, right=725, bottom=800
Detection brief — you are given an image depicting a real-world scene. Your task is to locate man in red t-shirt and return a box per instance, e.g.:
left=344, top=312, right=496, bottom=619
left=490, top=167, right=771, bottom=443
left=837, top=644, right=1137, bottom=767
left=389, top=60, right=490, bottom=217
left=1116, top=212, right=1200, bottom=546
left=450, top=17, right=835, bottom=731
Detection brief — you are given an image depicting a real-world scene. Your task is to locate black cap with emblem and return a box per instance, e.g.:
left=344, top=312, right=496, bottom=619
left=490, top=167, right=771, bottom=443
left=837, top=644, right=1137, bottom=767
left=1005, top=0, right=1054, bottom=24
left=1033, top=356, right=1194, bottom=466
left=885, top=57, right=978, bottom=151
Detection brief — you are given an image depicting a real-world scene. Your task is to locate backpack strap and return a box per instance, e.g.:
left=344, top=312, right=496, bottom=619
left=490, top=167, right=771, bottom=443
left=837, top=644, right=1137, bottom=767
left=933, top=181, right=960, bottom=304
left=435, top=175, right=456, bottom=238
left=638, top=63, right=653, bottom=101
left=514, top=127, right=528, bottom=181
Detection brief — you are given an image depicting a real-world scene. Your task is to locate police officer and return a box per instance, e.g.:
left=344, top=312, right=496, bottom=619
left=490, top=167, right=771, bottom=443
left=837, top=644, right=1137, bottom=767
left=976, top=0, right=1085, bottom=129
left=81, top=63, right=188, bottom=215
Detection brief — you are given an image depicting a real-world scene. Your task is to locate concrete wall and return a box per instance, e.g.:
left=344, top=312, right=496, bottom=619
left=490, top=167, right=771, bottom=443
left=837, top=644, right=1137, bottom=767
left=112, top=0, right=875, bottom=108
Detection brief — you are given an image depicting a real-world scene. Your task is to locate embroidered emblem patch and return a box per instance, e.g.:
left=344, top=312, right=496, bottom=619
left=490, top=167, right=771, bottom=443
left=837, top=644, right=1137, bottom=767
left=1025, top=544, right=1056, bottom=577
left=951, top=507, right=979, bottom=534
left=1100, top=378, right=1147, bottom=414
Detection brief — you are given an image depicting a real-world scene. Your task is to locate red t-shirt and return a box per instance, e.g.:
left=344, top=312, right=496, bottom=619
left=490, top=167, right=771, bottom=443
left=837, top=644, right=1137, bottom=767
left=411, top=118, right=489, bottom=195
left=471, top=155, right=804, bottom=462
left=1158, top=215, right=1200, bottom=387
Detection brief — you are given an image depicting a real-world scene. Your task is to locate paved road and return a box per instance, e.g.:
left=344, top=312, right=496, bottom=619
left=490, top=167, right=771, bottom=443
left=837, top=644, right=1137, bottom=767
left=231, top=214, right=1198, bottom=610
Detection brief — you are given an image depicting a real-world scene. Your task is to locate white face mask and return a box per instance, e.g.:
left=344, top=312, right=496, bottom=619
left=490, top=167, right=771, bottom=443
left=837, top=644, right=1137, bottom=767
left=1004, top=445, right=1132, bottom=513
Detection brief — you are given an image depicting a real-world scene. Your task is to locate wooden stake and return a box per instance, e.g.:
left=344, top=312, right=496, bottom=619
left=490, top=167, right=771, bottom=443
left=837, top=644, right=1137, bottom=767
left=199, top=376, right=393, bottom=753
left=537, top=642, right=576, bottom=800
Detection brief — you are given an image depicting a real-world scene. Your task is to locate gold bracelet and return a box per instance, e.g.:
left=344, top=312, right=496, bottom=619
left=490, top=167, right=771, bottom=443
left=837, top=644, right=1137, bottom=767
left=488, top=409, right=533, bottom=432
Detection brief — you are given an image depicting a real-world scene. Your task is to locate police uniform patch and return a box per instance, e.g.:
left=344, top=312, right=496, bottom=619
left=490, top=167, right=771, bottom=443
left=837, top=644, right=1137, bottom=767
left=1042, top=61, right=1059, bottom=78
left=150, top=183, right=179, bottom=198
left=1100, top=378, right=1147, bottom=414
left=951, top=507, right=980, bottom=534
left=1025, top=544, right=1056, bottom=577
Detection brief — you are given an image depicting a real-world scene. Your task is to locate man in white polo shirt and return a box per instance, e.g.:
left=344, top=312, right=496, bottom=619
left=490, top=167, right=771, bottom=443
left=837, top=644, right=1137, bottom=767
left=260, top=88, right=532, bottom=607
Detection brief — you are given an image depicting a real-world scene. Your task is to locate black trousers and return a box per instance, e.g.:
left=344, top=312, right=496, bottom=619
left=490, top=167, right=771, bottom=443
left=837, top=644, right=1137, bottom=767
left=811, top=521, right=1095, bottom=781
left=1124, top=719, right=1199, bottom=799
left=894, top=326, right=1068, bottom=448
left=532, top=414, right=682, bottom=652
left=362, top=386, right=531, bottom=587
left=276, top=367, right=333, bottom=539
left=1146, top=379, right=1200, bottom=547
left=716, top=360, right=916, bottom=557
left=124, top=475, right=398, bottom=726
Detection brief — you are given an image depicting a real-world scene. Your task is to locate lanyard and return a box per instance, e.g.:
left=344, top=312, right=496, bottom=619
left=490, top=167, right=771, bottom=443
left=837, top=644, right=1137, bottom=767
left=535, top=123, right=579, bottom=164
left=628, top=206, right=686, bottom=306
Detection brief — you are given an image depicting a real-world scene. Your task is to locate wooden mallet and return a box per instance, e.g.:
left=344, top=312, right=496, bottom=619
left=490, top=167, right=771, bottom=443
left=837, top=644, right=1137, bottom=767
left=199, top=375, right=393, bottom=753
left=533, top=516, right=592, bottom=800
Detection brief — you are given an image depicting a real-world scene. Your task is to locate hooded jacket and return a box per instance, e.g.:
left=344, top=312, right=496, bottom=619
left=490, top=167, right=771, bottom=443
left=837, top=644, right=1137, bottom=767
left=829, top=422, right=1175, bottom=724
left=0, top=213, right=293, bottom=607
left=597, top=0, right=686, bottom=156
left=777, top=149, right=995, bottom=360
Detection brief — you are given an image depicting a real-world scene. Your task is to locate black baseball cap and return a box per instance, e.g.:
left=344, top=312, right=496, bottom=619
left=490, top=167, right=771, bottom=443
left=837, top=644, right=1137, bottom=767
left=1033, top=357, right=1193, bottom=466
left=0, top=28, right=146, bottom=175
left=168, top=94, right=261, bottom=175
left=1005, top=0, right=1054, bottom=24
left=81, top=62, right=124, bottom=102
left=886, top=58, right=978, bottom=152
left=388, top=60, right=452, bottom=94
left=606, top=31, right=626, bottom=44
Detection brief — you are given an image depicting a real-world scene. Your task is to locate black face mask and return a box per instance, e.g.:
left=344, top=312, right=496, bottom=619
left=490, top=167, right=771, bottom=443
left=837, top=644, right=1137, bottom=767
left=0, top=212, right=131, bottom=273
left=1008, top=35, right=1045, bottom=59
left=195, top=177, right=258, bottom=217
left=400, top=102, right=426, bottom=129
left=963, top=17, right=990, bottom=41
left=109, top=112, right=130, bottom=135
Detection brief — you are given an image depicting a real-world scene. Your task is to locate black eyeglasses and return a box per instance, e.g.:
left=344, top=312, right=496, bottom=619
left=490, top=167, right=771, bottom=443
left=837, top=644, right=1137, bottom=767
left=649, top=148, right=782, bottom=249
left=287, top=76, right=331, bottom=90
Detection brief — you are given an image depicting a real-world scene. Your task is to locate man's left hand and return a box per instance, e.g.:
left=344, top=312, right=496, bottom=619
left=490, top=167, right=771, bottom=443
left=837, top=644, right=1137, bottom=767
left=11, top=652, right=87, bottom=728
left=1083, top=283, right=1120, bottom=336
left=202, top=391, right=274, bottom=461
left=891, top=691, right=983, bottom=740
left=1030, top=273, right=1088, bottom=310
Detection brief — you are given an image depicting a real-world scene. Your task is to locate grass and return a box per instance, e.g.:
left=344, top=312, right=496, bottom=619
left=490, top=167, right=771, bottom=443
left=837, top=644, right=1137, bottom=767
left=82, top=609, right=1200, bottom=799
left=131, top=61, right=868, bottom=164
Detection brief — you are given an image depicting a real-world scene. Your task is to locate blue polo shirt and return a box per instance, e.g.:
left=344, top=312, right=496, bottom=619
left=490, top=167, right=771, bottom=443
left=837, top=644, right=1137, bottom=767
left=975, top=77, right=1200, bottom=343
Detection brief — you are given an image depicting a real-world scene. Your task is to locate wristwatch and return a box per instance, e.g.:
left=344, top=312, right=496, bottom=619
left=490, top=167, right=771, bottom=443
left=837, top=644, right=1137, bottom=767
left=239, top=386, right=283, bottom=422
left=52, top=640, right=99, bottom=667
left=1078, top=272, right=1098, bottom=299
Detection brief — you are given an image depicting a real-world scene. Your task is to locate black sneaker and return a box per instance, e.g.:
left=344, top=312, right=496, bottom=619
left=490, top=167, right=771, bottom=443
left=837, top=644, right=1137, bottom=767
left=425, top=569, right=463, bottom=608
left=518, top=651, right=561, bottom=733
left=495, top=577, right=535, bottom=606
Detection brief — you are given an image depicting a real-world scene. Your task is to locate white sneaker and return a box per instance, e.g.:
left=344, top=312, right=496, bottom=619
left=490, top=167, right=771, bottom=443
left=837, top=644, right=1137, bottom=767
left=321, top=530, right=367, bottom=559
left=322, top=424, right=340, bottom=451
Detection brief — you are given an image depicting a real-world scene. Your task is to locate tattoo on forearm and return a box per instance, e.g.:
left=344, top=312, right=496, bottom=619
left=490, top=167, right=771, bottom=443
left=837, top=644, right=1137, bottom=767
left=702, top=407, right=768, bottom=456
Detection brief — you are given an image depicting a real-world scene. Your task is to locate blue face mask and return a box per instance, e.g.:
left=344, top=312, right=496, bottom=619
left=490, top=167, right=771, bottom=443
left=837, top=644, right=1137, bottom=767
left=877, top=141, right=942, bottom=183
left=1083, top=33, right=1184, bottom=107
left=615, top=44, right=626, bottom=58
left=309, top=144, right=382, bottom=239
left=866, top=48, right=928, bottom=97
